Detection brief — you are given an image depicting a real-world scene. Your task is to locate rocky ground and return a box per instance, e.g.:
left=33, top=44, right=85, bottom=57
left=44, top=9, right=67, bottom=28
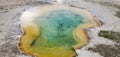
left=0, top=0, right=120, bottom=57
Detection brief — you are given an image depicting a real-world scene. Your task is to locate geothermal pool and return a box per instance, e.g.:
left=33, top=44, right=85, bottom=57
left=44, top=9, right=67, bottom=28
left=19, top=5, right=100, bottom=57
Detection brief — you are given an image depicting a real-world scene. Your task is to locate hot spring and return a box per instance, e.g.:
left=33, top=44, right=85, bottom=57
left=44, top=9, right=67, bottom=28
left=19, top=5, right=100, bottom=57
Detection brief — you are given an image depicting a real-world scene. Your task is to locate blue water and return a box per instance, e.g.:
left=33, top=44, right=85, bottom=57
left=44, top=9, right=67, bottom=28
left=34, top=10, right=84, bottom=47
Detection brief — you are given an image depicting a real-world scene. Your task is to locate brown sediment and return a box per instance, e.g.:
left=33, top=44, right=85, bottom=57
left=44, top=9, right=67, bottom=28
left=93, top=19, right=103, bottom=26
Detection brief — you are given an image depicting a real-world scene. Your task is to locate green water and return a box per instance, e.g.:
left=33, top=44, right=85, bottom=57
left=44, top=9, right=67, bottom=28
left=34, top=10, right=84, bottom=47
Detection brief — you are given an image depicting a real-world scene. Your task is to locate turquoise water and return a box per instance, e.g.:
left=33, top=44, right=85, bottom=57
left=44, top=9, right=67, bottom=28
left=34, top=10, right=84, bottom=47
